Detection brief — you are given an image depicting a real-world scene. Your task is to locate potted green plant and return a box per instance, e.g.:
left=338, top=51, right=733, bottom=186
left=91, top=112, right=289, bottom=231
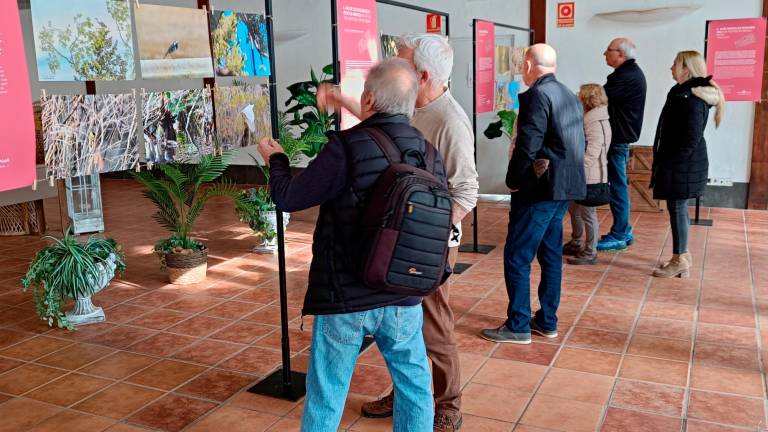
left=283, top=64, right=337, bottom=158
left=483, top=110, right=518, bottom=141
left=132, top=151, right=239, bottom=284
left=22, top=229, right=125, bottom=330
left=235, top=165, right=289, bottom=253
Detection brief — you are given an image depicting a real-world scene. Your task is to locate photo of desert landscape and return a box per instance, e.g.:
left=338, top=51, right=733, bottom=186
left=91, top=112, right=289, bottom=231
left=214, top=83, right=271, bottom=150
left=134, top=4, right=214, bottom=79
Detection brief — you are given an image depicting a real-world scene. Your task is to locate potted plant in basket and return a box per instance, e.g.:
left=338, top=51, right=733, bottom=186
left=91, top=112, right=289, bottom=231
left=22, top=229, right=125, bottom=330
left=132, top=151, right=239, bottom=284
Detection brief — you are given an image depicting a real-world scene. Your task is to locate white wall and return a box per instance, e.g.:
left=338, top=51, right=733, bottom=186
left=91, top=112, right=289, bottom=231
left=546, top=0, right=761, bottom=184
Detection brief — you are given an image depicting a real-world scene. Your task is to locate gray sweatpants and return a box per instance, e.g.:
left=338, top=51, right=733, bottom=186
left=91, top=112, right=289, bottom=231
left=569, top=202, right=599, bottom=256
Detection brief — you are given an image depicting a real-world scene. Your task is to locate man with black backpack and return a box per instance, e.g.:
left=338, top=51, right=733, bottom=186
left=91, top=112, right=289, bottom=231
left=258, top=58, right=450, bottom=432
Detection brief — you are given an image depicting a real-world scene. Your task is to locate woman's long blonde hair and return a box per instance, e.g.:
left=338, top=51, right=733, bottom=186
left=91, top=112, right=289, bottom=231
left=675, top=50, right=725, bottom=128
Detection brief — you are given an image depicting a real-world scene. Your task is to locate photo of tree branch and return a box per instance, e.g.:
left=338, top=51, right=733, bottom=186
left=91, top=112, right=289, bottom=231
left=143, top=89, right=215, bottom=164
left=210, top=11, right=271, bottom=77
left=41, top=94, right=139, bottom=179
left=215, top=83, right=271, bottom=150
left=31, top=0, right=135, bottom=81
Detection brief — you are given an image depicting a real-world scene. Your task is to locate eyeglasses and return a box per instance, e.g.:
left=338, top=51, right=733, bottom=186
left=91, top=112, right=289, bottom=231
left=605, top=48, right=621, bottom=53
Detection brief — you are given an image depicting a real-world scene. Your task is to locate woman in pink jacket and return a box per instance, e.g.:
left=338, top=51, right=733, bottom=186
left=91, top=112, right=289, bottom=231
left=563, top=84, right=611, bottom=264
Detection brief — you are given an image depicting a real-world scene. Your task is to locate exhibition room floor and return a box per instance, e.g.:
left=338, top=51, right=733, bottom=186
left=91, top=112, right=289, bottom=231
left=0, top=179, right=767, bottom=431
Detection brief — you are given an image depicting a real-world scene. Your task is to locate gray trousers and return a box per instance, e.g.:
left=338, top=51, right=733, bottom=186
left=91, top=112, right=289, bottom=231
left=569, top=202, right=599, bottom=255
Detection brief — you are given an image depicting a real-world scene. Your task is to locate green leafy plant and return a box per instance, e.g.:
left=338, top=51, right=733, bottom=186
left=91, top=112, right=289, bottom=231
left=235, top=165, right=277, bottom=243
left=284, top=64, right=337, bottom=158
left=21, top=230, right=125, bottom=330
left=131, top=151, right=240, bottom=266
left=276, top=111, right=310, bottom=164
left=483, top=110, right=518, bottom=140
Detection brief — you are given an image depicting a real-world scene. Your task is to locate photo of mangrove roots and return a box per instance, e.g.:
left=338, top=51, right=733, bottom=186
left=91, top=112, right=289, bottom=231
left=31, top=0, right=135, bottom=81
left=134, top=4, right=214, bottom=79
left=41, top=94, right=139, bottom=179
left=143, top=89, right=215, bottom=164
left=214, top=83, right=271, bottom=150
left=210, top=10, right=271, bottom=77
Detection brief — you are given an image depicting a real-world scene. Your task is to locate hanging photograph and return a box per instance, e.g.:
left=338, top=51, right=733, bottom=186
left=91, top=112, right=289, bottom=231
left=143, top=89, right=215, bottom=164
left=210, top=11, right=271, bottom=77
left=380, top=34, right=399, bottom=59
left=510, top=46, right=526, bottom=76
left=41, top=94, right=139, bottom=179
left=134, top=4, right=214, bottom=79
left=30, top=0, right=135, bottom=81
left=495, top=45, right=511, bottom=76
left=215, top=83, right=271, bottom=150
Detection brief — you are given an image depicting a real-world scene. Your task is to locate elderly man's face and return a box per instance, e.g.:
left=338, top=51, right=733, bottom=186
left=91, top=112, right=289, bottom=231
left=603, top=40, right=624, bottom=69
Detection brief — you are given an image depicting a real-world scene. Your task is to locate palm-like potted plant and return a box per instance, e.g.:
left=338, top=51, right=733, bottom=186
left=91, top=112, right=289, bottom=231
left=22, top=229, right=125, bottom=330
left=132, top=151, right=239, bottom=284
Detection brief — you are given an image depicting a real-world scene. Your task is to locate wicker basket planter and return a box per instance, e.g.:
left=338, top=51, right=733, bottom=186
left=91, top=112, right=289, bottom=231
left=164, top=248, right=208, bottom=285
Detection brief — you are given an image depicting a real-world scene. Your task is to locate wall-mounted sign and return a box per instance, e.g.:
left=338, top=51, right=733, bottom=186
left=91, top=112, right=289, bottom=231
left=0, top=1, right=36, bottom=192
left=475, top=20, right=495, bottom=114
left=427, top=14, right=442, bottom=34
left=706, top=18, right=767, bottom=102
left=557, top=2, right=575, bottom=28
left=337, top=0, right=379, bottom=129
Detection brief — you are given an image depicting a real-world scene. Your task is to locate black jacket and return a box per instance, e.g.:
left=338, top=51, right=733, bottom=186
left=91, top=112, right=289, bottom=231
left=651, top=77, right=719, bottom=200
left=507, top=74, right=586, bottom=203
left=268, top=113, right=447, bottom=315
left=605, top=59, right=647, bottom=145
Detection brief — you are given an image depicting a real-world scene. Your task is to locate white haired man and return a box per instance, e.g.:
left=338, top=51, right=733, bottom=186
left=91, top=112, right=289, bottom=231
left=320, top=33, right=478, bottom=432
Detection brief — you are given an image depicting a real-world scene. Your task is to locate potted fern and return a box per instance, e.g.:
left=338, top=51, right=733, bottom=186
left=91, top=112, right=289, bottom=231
left=132, top=151, right=239, bottom=284
left=22, top=229, right=125, bottom=330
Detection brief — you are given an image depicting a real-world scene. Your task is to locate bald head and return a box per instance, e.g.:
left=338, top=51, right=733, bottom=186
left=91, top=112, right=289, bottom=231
left=523, top=43, right=557, bottom=86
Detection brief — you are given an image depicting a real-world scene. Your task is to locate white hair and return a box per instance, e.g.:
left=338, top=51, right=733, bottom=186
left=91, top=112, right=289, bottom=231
left=398, top=33, right=453, bottom=89
left=617, top=38, right=637, bottom=59
left=364, top=58, right=419, bottom=118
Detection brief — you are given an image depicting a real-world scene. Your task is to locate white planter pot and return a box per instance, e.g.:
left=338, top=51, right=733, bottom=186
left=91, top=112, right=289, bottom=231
left=254, top=211, right=290, bottom=253
left=65, top=253, right=118, bottom=326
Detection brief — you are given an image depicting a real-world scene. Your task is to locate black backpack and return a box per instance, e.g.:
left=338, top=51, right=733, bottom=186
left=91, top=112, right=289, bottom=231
left=357, top=127, right=453, bottom=296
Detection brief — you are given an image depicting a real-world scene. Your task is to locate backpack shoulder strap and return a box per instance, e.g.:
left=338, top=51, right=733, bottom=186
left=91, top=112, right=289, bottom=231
left=424, top=140, right=438, bottom=174
left=365, top=127, right=401, bottom=164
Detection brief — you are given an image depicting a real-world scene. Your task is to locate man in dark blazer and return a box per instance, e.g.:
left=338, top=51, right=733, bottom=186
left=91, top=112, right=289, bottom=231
left=481, top=44, right=586, bottom=344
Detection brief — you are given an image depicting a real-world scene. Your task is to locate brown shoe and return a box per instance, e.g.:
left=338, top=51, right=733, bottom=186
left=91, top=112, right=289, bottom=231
left=653, top=254, right=690, bottom=278
left=360, top=392, right=394, bottom=418
left=434, top=411, right=463, bottom=431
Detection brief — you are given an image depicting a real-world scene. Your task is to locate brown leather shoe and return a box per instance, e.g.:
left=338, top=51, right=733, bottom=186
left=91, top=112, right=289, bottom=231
left=434, top=411, right=463, bottom=431
left=360, top=392, right=394, bottom=418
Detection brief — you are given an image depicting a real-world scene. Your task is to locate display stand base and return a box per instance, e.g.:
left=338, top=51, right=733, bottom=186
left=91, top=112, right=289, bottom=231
left=453, top=263, right=473, bottom=274
left=248, top=369, right=306, bottom=401
left=459, top=243, right=496, bottom=254
left=690, top=219, right=713, bottom=227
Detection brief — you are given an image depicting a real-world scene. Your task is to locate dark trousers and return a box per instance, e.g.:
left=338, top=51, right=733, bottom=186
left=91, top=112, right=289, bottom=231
left=667, top=199, right=690, bottom=254
left=504, top=198, right=569, bottom=333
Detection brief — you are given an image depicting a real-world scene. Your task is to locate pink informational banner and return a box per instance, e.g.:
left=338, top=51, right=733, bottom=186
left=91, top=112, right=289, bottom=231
left=706, top=18, right=767, bottom=102
left=337, top=0, right=379, bottom=129
left=0, top=1, right=36, bottom=192
left=475, top=20, right=495, bottom=114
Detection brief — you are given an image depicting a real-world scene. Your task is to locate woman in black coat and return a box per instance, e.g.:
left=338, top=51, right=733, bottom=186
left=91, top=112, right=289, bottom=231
left=651, top=50, right=724, bottom=278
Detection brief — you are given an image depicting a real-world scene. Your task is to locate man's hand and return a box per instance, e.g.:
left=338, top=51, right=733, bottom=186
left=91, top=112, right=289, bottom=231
left=317, top=83, right=341, bottom=113
left=533, top=158, right=549, bottom=178
left=258, top=137, right=284, bottom=166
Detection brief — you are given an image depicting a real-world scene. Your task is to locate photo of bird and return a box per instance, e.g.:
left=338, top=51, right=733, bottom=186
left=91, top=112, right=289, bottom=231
left=164, top=41, right=179, bottom=58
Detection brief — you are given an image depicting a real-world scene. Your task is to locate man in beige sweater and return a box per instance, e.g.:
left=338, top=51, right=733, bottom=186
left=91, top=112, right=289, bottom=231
left=319, top=33, right=478, bottom=432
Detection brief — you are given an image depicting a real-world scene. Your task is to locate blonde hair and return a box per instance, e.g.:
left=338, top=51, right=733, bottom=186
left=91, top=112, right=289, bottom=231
left=578, top=84, right=608, bottom=112
left=675, top=50, right=725, bottom=127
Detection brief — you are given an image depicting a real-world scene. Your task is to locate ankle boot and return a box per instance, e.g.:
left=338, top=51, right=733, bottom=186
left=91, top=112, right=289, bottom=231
left=681, top=252, right=692, bottom=267
left=653, top=254, right=690, bottom=278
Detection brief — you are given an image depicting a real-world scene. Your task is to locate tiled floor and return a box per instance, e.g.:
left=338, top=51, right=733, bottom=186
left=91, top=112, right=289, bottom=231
left=0, top=179, right=767, bottom=431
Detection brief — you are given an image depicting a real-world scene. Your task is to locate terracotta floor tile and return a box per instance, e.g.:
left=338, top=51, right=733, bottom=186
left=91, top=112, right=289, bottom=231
left=640, top=302, right=695, bottom=321
left=219, top=347, right=282, bottom=375
left=586, top=297, right=640, bottom=315
left=126, top=359, right=206, bottom=391
left=458, top=414, right=514, bottom=432
left=349, top=364, right=392, bottom=396
left=202, top=300, right=264, bottom=319
left=163, top=296, right=224, bottom=313
left=685, top=420, right=756, bottom=431
left=472, top=358, right=547, bottom=393
left=127, top=393, right=217, bottom=432
left=594, top=283, right=646, bottom=299
left=85, top=326, right=155, bottom=349
left=554, top=347, right=621, bottom=376
left=78, top=351, right=158, bottom=379
left=127, top=291, right=185, bottom=308
left=75, top=383, right=164, bottom=419
left=645, top=287, right=699, bottom=305
left=696, top=323, right=758, bottom=348
left=103, top=304, right=152, bottom=324
left=0, top=363, right=67, bottom=395
left=600, top=407, right=682, bottom=432
left=0, top=397, right=62, bottom=431
left=173, top=339, right=244, bottom=366
left=177, top=369, right=255, bottom=401
left=566, top=327, right=629, bottom=353
left=167, top=315, right=233, bottom=337
left=266, top=416, right=302, bottom=431
left=698, top=308, right=756, bottom=328
left=127, top=309, right=188, bottom=330
left=227, top=391, right=300, bottom=416
left=618, top=356, right=688, bottom=386
left=537, top=368, right=614, bottom=404
left=211, top=321, right=275, bottom=344
left=0, top=336, right=71, bottom=361
left=0, top=357, right=23, bottom=374
left=609, top=379, right=685, bottom=417
left=626, top=334, right=691, bottom=362
left=461, top=382, right=529, bottom=423
left=687, top=390, right=765, bottom=428
left=35, top=343, right=114, bottom=370
left=26, top=373, right=113, bottom=407
left=693, top=343, right=760, bottom=371
left=521, top=394, right=603, bottom=432
left=126, top=332, right=198, bottom=357
left=634, top=317, right=693, bottom=340
left=245, top=305, right=302, bottom=326
left=492, top=342, right=560, bottom=366
left=187, top=406, right=280, bottom=432
left=690, top=365, right=764, bottom=397
left=256, top=328, right=313, bottom=354
left=235, top=287, right=279, bottom=305
left=26, top=409, right=115, bottom=432
left=576, top=311, right=635, bottom=333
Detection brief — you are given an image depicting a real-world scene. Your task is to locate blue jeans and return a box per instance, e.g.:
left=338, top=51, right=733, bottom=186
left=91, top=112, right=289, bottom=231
left=504, top=199, right=569, bottom=333
left=608, top=143, right=632, bottom=239
left=667, top=199, right=690, bottom=254
left=301, top=306, right=433, bottom=431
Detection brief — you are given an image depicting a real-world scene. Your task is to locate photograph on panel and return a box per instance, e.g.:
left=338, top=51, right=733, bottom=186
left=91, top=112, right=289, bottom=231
left=41, top=93, right=139, bottom=179
left=214, top=83, right=272, bottom=150
left=142, top=89, right=215, bottom=164
left=30, top=0, right=136, bottom=81
left=380, top=34, right=399, bottom=59
left=210, top=10, right=271, bottom=77
left=494, top=44, right=513, bottom=111
left=134, top=4, right=214, bottom=79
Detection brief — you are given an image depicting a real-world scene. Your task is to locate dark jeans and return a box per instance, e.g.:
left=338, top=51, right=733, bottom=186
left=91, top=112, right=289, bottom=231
left=608, top=143, right=631, bottom=239
left=504, top=198, right=569, bottom=333
left=667, top=199, right=690, bottom=254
